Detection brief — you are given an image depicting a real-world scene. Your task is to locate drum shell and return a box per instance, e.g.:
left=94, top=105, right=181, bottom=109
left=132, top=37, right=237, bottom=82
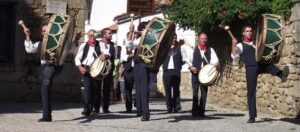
left=90, top=58, right=112, bottom=80
left=255, top=14, right=284, bottom=63
left=41, top=14, right=75, bottom=66
left=137, top=17, right=175, bottom=70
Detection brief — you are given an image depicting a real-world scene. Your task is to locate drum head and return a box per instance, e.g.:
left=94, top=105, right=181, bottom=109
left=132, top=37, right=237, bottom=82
left=198, top=64, right=218, bottom=85
left=90, top=58, right=105, bottom=78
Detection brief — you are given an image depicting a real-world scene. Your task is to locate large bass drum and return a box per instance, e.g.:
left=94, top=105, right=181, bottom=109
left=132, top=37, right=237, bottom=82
left=41, top=14, right=75, bottom=66
left=137, top=17, right=175, bottom=70
left=255, top=14, right=284, bottom=63
left=90, top=58, right=112, bottom=80
left=198, top=64, right=218, bottom=86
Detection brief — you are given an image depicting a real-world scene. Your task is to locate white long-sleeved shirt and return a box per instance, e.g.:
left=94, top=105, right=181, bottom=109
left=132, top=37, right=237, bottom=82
left=74, top=40, right=113, bottom=66
left=188, top=47, right=219, bottom=68
left=24, top=40, right=46, bottom=64
left=120, top=37, right=140, bottom=67
left=166, top=47, right=189, bottom=69
left=231, top=42, right=255, bottom=60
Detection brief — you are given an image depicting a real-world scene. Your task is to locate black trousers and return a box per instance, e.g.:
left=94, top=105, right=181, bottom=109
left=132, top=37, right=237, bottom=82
left=82, top=73, right=96, bottom=113
left=246, top=63, right=280, bottom=118
left=124, top=69, right=135, bottom=111
left=134, top=63, right=150, bottom=117
left=191, top=73, right=208, bottom=115
left=163, top=69, right=181, bottom=111
left=39, top=64, right=61, bottom=119
left=94, top=74, right=112, bottom=112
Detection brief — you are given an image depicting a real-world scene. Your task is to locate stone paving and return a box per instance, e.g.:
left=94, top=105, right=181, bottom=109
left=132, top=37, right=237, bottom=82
left=0, top=98, right=299, bottom=132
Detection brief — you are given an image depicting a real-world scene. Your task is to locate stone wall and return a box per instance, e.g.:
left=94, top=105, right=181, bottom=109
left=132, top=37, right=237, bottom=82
left=0, top=0, right=86, bottom=102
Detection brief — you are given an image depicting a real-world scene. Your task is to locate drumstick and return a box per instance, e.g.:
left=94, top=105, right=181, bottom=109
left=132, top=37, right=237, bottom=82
left=224, top=26, right=235, bottom=39
left=18, top=20, right=29, bottom=32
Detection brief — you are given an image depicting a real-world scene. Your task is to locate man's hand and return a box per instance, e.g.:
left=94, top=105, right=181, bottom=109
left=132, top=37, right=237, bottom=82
left=232, top=37, right=237, bottom=47
left=190, top=67, right=198, bottom=74
left=178, top=39, right=185, bottom=46
left=99, top=54, right=108, bottom=61
left=78, top=66, right=87, bottom=75
left=23, top=28, right=30, bottom=41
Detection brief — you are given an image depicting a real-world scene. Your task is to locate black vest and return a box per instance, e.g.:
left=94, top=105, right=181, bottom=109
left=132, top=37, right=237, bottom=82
left=80, top=41, right=101, bottom=63
left=192, top=47, right=211, bottom=69
left=162, top=47, right=183, bottom=71
left=240, top=43, right=258, bottom=67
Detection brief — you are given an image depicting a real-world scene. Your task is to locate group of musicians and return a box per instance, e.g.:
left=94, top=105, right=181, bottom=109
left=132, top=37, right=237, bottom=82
left=21, top=18, right=289, bottom=123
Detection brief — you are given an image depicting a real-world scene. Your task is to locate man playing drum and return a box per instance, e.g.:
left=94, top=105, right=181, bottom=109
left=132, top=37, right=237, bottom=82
left=162, top=33, right=186, bottom=113
left=231, top=25, right=289, bottom=123
left=22, top=23, right=62, bottom=122
left=75, top=29, right=106, bottom=116
left=189, top=33, right=219, bottom=117
left=94, top=28, right=116, bottom=114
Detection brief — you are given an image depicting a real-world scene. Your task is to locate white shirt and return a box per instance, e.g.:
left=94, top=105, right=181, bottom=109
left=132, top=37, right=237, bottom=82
left=24, top=40, right=46, bottom=64
left=120, top=37, right=140, bottom=67
left=231, top=42, right=255, bottom=60
left=167, top=47, right=188, bottom=69
left=189, top=47, right=219, bottom=68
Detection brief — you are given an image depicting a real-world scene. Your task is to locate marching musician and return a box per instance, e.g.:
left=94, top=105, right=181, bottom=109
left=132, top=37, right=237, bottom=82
left=162, top=33, right=186, bottom=113
left=22, top=22, right=62, bottom=122
left=93, top=28, right=116, bottom=114
left=231, top=25, right=289, bottom=123
left=133, top=21, right=152, bottom=121
left=75, top=29, right=108, bottom=116
left=189, top=33, right=219, bottom=117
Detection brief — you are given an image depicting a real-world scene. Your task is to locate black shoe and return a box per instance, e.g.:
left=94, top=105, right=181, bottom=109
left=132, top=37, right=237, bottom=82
left=247, top=118, right=255, bottom=123
left=192, top=111, right=199, bottom=117
left=140, top=116, right=150, bottom=121
left=167, top=109, right=173, bottom=113
left=280, top=66, right=289, bottom=82
left=174, top=106, right=181, bottom=113
left=136, top=113, right=142, bottom=117
left=125, top=109, right=132, bottom=113
left=103, top=110, right=111, bottom=113
left=93, top=110, right=100, bottom=115
left=38, top=118, right=52, bottom=122
left=81, top=111, right=90, bottom=116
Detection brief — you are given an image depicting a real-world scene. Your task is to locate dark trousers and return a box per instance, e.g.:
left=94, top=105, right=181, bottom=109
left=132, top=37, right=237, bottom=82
left=82, top=73, right=96, bottom=113
left=124, top=69, right=135, bottom=111
left=39, top=64, right=61, bottom=119
left=246, top=63, right=280, bottom=118
left=94, top=74, right=112, bottom=112
left=192, top=73, right=208, bottom=115
left=163, top=69, right=181, bottom=111
left=134, top=63, right=150, bottom=117
left=148, top=70, right=158, bottom=89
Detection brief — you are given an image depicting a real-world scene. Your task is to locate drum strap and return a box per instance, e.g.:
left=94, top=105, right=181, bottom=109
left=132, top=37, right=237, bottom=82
left=81, top=41, right=100, bottom=63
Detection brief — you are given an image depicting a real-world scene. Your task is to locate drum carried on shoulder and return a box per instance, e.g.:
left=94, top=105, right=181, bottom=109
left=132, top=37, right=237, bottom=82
left=137, top=17, right=176, bottom=70
left=41, top=14, right=75, bottom=66
left=255, top=14, right=284, bottom=63
left=90, top=58, right=112, bottom=80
